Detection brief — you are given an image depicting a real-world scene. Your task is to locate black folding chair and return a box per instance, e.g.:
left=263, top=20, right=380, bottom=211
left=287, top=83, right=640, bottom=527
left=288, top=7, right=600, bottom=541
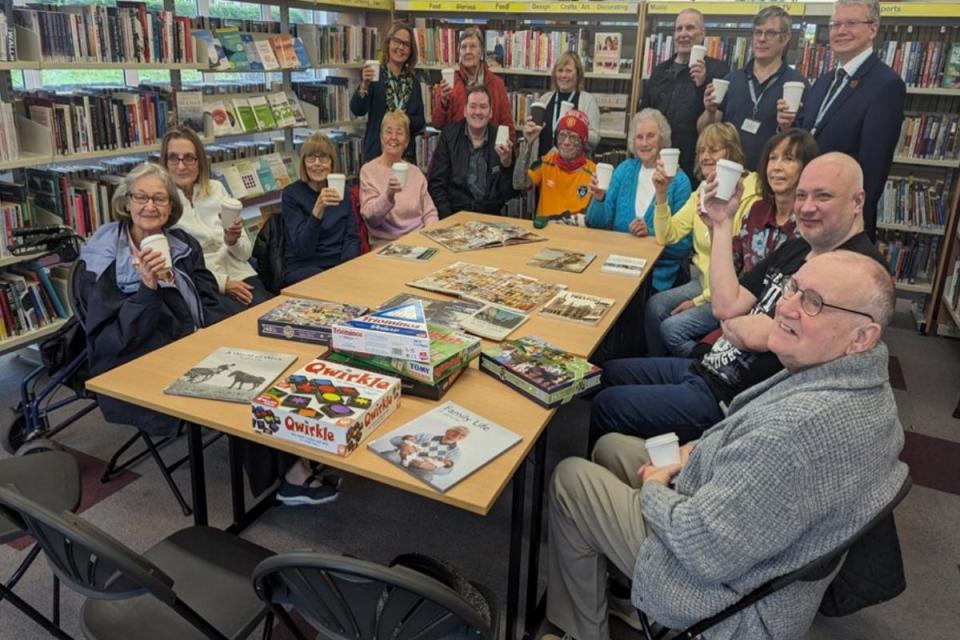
left=637, top=474, right=913, bottom=640
left=253, top=552, right=500, bottom=640
left=0, top=443, right=80, bottom=639
left=0, top=484, right=274, bottom=640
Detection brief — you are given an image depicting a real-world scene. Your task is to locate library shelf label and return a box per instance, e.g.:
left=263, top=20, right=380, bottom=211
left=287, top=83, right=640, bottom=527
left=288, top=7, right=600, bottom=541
left=396, top=1, right=638, bottom=14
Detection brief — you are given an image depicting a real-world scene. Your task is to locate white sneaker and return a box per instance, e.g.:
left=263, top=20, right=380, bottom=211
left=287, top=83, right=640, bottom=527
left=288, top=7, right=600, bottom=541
left=608, top=593, right=643, bottom=631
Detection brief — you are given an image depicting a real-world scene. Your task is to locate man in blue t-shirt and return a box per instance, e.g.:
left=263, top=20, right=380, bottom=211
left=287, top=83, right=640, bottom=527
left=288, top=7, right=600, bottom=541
left=697, top=6, right=809, bottom=170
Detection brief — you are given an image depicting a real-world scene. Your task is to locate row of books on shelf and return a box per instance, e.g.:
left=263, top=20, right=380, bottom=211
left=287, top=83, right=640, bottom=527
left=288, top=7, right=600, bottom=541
left=895, top=107, right=960, bottom=162
left=642, top=34, right=752, bottom=79
left=877, top=175, right=951, bottom=230
left=197, top=30, right=308, bottom=72
left=189, top=17, right=283, bottom=35
left=878, top=25, right=960, bottom=89
left=202, top=91, right=308, bottom=136
left=797, top=42, right=836, bottom=85
left=877, top=231, right=942, bottom=286
left=295, top=24, right=379, bottom=66
left=0, top=184, right=38, bottom=260
left=211, top=152, right=298, bottom=201
left=0, top=262, right=69, bottom=341
left=413, top=130, right=439, bottom=174
left=26, top=164, right=123, bottom=238
left=0, top=101, right=20, bottom=162
left=484, top=28, right=587, bottom=74
left=293, top=79, right=353, bottom=127
left=206, top=140, right=282, bottom=164
left=13, top=3, right=194, bottom=64
left=184, top=81, right=279, bottom=97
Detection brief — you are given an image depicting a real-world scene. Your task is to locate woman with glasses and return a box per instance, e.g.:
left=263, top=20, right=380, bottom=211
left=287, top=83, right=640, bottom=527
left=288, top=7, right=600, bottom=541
left=360, top=111, right=438, bottom=246
left=351, top=21, right=425, bottom=164
left=645, top=122, right=761, bottom=357
left=432, top=26, right=516, bottom=146
left=78, top=162, right=225, bottom=438
left=160, top=127, right=271, bottom=315
left=281, top=132, right=361, bottom=287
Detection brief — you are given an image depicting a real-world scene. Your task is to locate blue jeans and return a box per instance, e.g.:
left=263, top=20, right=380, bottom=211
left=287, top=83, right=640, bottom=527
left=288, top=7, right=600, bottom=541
left=644, top=280, right=719, bottom=357
left=588, top=357, right=724, bottom=452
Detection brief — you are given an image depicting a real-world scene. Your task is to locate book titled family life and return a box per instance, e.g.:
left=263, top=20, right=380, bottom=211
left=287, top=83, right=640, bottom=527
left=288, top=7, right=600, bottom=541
left=258, top=298, right=369, bottom=346
left=367, top=401, right=521, bottom=493
left=164, top=347, right=297, bottom=403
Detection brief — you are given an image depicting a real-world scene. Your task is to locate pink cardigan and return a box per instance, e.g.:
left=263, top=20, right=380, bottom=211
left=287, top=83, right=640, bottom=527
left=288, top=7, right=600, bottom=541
left=359, top=160, right=439, bottom=244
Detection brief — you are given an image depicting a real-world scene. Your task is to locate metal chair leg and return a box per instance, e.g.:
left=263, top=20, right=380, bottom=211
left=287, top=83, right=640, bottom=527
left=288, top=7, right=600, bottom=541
left=2, top=544, right=42, bottom=595
left=52, top=575, right=60, bottom=627
left=0, top=580, right=72, bottom=640
left=100, top=432, right=147, bottom=482
left=142, top=434, right=193, bottom=516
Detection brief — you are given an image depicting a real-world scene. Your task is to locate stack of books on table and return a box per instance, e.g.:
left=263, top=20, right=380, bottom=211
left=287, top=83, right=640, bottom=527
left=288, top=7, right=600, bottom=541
left=329, top=300, right=481, bottom=401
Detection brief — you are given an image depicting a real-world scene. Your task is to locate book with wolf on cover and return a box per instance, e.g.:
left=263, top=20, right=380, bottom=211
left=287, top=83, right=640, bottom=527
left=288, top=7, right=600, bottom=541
left=421, top=221, right=546, bottom=252
left=406, top=262, right=565, bottom=314
left=479, top=336, right=601, bottom=408
left=527, top=247, right=596, bottom=273
left=164, top=347, right=297, bottom=403
left=539, top=290, right=615, bottom=326
left=258, top=298, right=368, bottom=345
left=367, top=401, right=521, bottom=493
left=376, top=243, right=438, bottom=261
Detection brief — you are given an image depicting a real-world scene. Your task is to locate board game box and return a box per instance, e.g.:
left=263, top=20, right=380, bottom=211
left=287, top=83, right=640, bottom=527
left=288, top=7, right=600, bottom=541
left=323, top=350, right=467, bottom=400
left=250, top=358, right=401, bottom=455
left=258, top=297, right=369, bottom=345
left=331, top=300, right=432, bottom=363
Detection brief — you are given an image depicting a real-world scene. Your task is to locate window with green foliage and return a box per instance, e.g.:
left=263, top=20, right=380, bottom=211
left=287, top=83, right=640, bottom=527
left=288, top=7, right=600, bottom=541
left=208, top=0, right=262, bottom=21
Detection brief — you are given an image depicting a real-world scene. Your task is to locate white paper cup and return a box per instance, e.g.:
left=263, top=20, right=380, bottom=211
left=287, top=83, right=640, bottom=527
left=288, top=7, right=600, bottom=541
left=660, top=148, right=680, bottom=177
left=366, top=60, right=381, bottom=81
left=782, top=81, right=805, bottom=112
left=496, top=125, right=510, bottom=146
left=140, top=234, right=172, bottom=276
left=646, top=433, right=681, bottom=467
left=712, top=78, right=730, bottom=104
left=689, top=44, right=707, bottom=68
left=441, top=68, right=456, bottom=87
left=559, top=100, right=574, bottom=116
left=595, top=162, right=614, bottom=191
left=219, top=197, right=243, bottom=227
left=715, top=159, right=744, bottom=201
left=391, top=161, right=408, bottom=187
left=326, top=173, right=346, bottom=201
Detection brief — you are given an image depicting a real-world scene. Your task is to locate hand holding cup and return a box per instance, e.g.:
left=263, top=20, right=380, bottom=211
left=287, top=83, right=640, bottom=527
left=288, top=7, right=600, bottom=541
left=385, top=175, right=403, bottom=201
left=652, top=159, right=671, bottom=202
left=523, top=118, right=543, bottom=145
left=588, top=175, right=606, bottom=202
left=775, top=98, right=798, bottom=130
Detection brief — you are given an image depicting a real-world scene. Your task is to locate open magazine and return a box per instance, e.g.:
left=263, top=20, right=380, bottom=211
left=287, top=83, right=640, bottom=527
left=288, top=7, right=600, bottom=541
left=368, top=401, right=521, bottom=492
left=422, top=221, right=546, bottom=252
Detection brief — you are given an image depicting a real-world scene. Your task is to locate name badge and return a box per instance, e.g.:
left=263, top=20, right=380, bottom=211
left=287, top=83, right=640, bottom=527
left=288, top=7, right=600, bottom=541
left=741, top=118, right=761, bottom=135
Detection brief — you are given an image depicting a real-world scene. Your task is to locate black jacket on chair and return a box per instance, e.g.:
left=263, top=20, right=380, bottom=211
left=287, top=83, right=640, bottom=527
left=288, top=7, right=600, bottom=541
left=427, top=120, right=517, bottom=218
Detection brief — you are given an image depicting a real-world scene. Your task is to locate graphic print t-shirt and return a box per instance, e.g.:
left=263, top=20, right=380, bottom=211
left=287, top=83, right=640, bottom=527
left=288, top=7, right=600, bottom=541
left=695, top=232, right=885, bottom=405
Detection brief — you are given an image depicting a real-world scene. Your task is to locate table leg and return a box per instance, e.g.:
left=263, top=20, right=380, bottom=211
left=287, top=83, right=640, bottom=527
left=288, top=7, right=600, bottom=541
left=523, top=432, right=549, bottom=638
left=228, top=436, right=246, bottom=525
left=506, top=453, right=527, bottom=639
left=187, top=422, right=208, bottom=527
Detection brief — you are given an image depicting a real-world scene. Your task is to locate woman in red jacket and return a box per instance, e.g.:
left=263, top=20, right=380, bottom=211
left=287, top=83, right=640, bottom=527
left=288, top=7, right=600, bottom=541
left=432, top=26, right=516, bottom=146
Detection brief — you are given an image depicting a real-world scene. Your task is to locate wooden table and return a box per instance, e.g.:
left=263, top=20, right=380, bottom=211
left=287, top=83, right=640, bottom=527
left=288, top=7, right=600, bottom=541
left=86, top=211, right=662, bottom=638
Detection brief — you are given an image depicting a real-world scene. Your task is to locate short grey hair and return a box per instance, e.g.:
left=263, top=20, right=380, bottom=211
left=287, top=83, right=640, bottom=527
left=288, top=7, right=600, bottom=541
left=835, top=0, right=880, bottom=24
left=829, top=250, right=895, bottom=328
left=459, top=27, right=483, bottom=49
left=111, top=162, right=183, bottom=228
left=628, top=108, right=671, bottom=156
left=677, top=8, right=705, bottom=29
left=755, top=6, right=792, bottom=34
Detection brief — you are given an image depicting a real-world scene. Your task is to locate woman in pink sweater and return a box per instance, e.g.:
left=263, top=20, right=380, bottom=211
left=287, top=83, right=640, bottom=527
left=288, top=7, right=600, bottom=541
left=359, top=111, right=439, bottom=246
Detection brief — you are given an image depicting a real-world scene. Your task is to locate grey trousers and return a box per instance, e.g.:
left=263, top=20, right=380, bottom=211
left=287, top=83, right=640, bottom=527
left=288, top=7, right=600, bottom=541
left=546, top=433, right=655, bottom=640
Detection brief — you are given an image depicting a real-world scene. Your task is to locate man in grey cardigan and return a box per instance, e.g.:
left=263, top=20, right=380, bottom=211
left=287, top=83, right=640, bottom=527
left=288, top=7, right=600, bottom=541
left=544, top=250, right=907, bottom=640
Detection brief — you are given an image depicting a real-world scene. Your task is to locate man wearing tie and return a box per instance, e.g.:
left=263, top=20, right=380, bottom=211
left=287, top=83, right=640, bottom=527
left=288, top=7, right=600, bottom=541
left=777, top=0, right=904, bottom=240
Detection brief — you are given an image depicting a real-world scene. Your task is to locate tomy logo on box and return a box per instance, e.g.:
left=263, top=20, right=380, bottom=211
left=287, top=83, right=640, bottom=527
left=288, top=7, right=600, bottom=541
left=251, top=358, right=401, bottom=455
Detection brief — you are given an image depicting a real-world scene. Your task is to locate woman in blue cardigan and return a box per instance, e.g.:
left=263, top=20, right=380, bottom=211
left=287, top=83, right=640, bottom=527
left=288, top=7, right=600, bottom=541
left=586, top=108, right=692, bottom=292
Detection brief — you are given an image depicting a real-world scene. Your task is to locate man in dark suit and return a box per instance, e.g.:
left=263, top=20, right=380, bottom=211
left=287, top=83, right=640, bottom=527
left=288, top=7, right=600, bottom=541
left=640, top=8, right=729, bottom=185
left=777, top=0, right=904, bottom=240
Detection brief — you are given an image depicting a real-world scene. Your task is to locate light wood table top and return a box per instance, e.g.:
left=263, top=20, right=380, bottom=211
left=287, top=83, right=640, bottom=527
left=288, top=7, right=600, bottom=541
left=87, top=212, right=661, bottom=515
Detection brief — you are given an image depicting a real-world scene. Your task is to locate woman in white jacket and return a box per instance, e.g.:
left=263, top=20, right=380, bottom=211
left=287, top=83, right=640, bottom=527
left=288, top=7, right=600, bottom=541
left=529, top=51, right=601, bottom=157
left=162, top=127, right=271, bottom=314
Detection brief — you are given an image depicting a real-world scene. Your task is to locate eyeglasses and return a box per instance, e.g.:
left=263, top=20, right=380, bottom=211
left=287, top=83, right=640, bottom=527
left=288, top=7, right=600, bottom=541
left=753, top=29, right=785, bottom=40
left=828, top=20, right=875, bottom=31
left=166, top=154, right=198, bottom=167
left=782, top=277, right=875, bottom=322
left=389, top=37, right=412, bottom=50
left=303, top=153, right=332, bottom=165
left=129, top=192, right=171, bottom=207
left=556, top=131, right=582, bottom=143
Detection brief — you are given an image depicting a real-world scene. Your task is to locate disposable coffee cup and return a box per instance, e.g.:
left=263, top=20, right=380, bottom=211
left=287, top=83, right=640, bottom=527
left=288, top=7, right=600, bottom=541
left=559, top=100, right=574, bottom=116
left=595, top=162, right=614, bottom=190
left=219, top=197, right=243, bottom=228
left=366, top=60, right=381, bottom=81
left=660, top=148, right=680, bottom=177
left=139, top=234, right=172, bottom=276
left=529, top=102, right=547, bottom=126
left=496, top=124, right=510, bottom=146
left=689, top=44, right=707, bottom=68
left=441, top=68, right=456, bottom=87
left=782, top=81, right=805, bottom=112
left=391, top=161, right=408, bottom=187
left=711, top=78, right=730, bottom=104
left=646, top=433, right=681, bottom=467
left=715, top=159, right=744, bottom=201
left=326, top=173, right=346, bottom=201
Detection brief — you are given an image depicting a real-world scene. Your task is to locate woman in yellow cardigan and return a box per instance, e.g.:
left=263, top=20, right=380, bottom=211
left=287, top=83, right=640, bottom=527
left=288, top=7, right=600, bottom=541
left=645, top=123, right=760, bottom=356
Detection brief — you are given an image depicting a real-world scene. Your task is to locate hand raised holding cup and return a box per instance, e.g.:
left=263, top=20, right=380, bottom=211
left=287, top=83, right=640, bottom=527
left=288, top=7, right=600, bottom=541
left=659, top=148, right=680, bottom=178
left=138, top=234, right=173, bottom=289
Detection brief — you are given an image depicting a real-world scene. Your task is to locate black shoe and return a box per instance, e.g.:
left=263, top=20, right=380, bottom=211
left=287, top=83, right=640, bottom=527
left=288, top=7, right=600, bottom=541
left=277, top=472, right=341, bottom=506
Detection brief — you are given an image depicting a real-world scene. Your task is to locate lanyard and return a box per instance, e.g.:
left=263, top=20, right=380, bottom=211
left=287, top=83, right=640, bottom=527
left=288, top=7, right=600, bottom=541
left=551, top=91, right=577, bottom=132
left=746, top=62, right=786, bottom=119
left=387, top=74, right=405, bottom=111
left=814, top=69, right=848, bottom=131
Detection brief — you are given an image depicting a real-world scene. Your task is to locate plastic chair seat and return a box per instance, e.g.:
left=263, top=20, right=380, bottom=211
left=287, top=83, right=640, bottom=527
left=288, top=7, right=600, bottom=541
left=81, top=526, right=273, bottom=640
left=0, top=451, right=80, bottom=543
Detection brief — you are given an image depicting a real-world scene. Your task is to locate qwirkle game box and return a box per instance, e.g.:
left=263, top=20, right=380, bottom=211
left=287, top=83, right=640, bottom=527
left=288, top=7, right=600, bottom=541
left=251, top=359, right=401, bottom=455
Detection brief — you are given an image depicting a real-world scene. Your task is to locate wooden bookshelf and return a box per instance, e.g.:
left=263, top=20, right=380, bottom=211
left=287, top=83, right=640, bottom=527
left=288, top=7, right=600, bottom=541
left=893, top=156, right=960, bottom=169
left=896, top=281, right=934, bottom=295
left=877, top=222, right=946, bottom=237
left=0, top=319, right=69, bottom=359
left=0, top=251, right=46, bottom=269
